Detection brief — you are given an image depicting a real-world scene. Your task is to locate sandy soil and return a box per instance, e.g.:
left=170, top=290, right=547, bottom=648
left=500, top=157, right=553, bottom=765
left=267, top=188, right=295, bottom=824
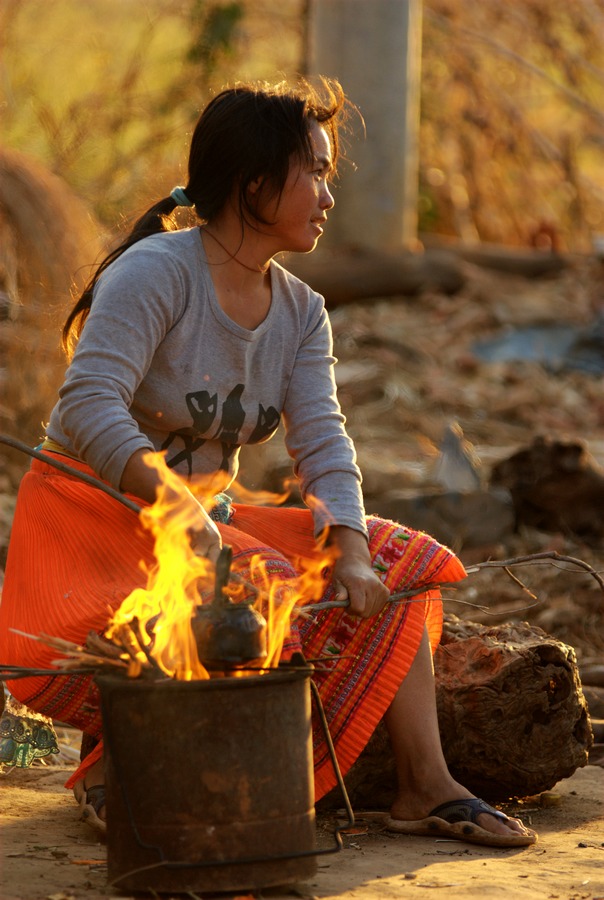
left=1, top=755, right=602, bottom=900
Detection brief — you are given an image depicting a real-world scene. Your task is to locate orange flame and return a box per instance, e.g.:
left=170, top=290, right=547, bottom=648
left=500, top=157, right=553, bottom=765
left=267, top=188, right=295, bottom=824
left=107, top=453, right=339, bottom=679
left=107, top=452, right=214, bottom=680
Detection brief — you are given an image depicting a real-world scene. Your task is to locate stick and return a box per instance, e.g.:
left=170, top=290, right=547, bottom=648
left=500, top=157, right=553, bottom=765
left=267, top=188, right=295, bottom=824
left=466, top=551, right=604, bottom=591
left=302, top=550, right=603, bottom=614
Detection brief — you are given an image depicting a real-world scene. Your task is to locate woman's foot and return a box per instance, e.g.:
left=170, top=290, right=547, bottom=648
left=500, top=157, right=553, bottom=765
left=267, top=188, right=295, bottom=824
left=387, top=779, right=536, bottom=846
left=73, top=757, right=106, bottom=838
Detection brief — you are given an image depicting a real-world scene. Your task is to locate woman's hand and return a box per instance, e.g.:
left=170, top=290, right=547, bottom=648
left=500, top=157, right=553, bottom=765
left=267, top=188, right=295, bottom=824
left=327, top=525, right=390, bottom=618
left=186, top=513, right=222, bottom=565
left=120, top=449, right=222, bottom=564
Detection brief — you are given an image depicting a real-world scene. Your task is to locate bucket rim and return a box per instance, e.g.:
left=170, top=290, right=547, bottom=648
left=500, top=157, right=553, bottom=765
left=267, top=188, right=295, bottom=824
left=94, top=666, right=313, bottom=692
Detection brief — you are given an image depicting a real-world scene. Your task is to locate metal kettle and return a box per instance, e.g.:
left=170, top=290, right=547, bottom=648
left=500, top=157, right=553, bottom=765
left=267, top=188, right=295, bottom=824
left=191, top=545, right=268, bottom=670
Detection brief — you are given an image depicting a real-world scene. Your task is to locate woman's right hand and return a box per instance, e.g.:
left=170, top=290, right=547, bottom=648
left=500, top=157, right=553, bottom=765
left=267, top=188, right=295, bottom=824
left=326, top=525, right=389, bottom=618
left=151, top=487, right=223, bottom=566
left=187, top=508, right=223, bottom=564
left=120, top=449, right=223, bottom=564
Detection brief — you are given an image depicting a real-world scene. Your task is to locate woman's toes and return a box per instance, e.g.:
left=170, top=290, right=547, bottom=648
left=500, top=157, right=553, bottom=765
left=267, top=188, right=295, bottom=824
left=507, top=815, right=531, bottom=835
left=479, top=812, right=528, bottom=836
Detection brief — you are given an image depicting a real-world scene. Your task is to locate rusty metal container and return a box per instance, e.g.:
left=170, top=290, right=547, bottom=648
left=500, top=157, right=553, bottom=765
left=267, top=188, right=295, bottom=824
left=96, top=669, right=317, bottom=894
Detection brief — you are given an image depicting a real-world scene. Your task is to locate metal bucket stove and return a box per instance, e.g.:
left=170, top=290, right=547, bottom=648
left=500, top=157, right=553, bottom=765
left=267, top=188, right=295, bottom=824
left=97, top=546, right=347, bottom=894
left=98, top=667, right=317, bottom=893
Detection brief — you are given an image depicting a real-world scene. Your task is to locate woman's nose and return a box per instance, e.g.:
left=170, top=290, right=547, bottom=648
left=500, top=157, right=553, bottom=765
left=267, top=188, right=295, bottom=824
left=321, top=183, right=335, bottom=210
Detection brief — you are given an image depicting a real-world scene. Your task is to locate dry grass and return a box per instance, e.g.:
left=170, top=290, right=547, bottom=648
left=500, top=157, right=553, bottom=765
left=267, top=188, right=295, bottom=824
left=420, top=0, right=604, bottom=250
left=2, top=1, right=604, bottom=249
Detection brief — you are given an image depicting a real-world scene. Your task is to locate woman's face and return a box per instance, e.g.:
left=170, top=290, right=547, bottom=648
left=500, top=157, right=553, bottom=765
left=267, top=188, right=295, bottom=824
left=257, top=121, right=335, bottom=254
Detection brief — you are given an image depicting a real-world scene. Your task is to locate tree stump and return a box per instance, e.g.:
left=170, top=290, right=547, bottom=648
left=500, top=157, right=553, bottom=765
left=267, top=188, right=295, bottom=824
left=318, top=615, right=593, bottom=810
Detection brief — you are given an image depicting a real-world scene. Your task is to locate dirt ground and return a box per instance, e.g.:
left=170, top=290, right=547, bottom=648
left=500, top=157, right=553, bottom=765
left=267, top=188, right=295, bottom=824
left=1, top=752, right=603, bottom=900
left=2, top=251, right=604, bottom=898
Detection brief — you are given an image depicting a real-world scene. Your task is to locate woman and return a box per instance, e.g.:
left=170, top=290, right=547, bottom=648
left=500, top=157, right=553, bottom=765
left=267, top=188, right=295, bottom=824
left=0, top=78, right=535, bottom=847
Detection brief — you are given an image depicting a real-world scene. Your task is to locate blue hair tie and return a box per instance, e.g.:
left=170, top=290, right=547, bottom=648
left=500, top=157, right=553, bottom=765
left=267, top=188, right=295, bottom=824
left=170, top=186, right=193, bottom=207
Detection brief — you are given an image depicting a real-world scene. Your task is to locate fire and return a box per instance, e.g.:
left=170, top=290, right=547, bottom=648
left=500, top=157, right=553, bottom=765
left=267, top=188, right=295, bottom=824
left=106, top=452, right=338, bottom=679
left=106, top=453, right=215, bottom=680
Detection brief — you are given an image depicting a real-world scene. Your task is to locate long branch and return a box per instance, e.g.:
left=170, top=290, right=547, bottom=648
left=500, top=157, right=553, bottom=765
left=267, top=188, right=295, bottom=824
left=465, top=551, right=604, bottom=591
left=304, top=551, right=603, bottom=613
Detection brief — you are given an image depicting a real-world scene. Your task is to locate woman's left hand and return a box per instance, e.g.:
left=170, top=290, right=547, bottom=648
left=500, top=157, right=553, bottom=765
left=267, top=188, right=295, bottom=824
left=327, top=526, right=390, bottom=618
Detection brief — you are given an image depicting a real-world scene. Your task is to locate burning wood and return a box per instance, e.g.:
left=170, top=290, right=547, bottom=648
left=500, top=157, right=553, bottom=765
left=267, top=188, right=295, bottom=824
left=12, top=545, right=604, bottom=682
left=7, top=629, right=129, bottom=673
left=11, top=451, right=603, bottom=687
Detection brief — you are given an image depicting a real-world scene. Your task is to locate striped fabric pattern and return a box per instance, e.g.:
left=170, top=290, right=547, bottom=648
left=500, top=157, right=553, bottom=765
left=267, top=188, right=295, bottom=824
left=0, top=454, right=465, bottom=797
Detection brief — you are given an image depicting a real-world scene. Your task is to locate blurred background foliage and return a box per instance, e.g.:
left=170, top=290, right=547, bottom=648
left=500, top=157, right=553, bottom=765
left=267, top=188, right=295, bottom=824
left=0, top=0, right=303, bottom=229
left=419, top=0, right=604, bottom=250
left=1, top=0, right=604, bottom=249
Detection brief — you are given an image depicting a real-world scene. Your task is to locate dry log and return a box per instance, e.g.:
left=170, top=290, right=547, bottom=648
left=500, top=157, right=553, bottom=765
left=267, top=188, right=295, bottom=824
left=280, top=247, right=465, bottom=307
left=282, top=241, right=567, bottom=309
left=456, top=243, right=567, bottom=278
left=490, top=435, right=604, bottom=541
left=434, top=617, right=592, bottom=799
left=420, top=235, right=569, bottom=278
left=318, top=615, right=592, bottom=810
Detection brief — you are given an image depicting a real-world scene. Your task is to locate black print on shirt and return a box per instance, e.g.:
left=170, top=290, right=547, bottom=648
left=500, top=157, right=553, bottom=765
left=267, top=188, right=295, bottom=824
left=247, top=404, right=281, bottom=443
left=161, top=389, right=218, bottom=474
left=212, top=384, right=246, bottom=470
left=163, top=383, right=281, bottom=474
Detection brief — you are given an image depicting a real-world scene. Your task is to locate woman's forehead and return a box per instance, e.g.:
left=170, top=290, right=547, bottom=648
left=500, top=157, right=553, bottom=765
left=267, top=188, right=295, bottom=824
left=309, top=121, right=333, bottom=168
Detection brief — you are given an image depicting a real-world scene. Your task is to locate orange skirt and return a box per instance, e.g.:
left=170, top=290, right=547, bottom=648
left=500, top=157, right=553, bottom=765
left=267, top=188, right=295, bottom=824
left=0, top=454, right=465, bottom=799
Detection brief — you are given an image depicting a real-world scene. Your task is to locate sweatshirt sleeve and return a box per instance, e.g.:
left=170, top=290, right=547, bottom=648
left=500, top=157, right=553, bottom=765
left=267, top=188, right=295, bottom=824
left=282, top=297, right=367, bottom=538
left=56, top=245, right=186, bottom=488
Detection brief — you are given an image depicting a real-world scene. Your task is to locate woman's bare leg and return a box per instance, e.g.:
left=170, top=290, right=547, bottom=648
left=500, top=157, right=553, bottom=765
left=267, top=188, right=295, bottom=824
left=384, top=626, right=530, bottom=836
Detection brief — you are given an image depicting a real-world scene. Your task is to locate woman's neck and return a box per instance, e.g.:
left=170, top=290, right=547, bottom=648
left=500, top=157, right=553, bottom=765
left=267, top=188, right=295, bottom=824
left=200, top=225, right=272, bottom=330
left=201, top=216, right=273, bottom=275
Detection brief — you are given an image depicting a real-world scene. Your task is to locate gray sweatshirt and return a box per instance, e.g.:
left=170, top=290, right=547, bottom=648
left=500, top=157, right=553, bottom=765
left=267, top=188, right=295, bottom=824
left=47, top=227, right=366, bottom=536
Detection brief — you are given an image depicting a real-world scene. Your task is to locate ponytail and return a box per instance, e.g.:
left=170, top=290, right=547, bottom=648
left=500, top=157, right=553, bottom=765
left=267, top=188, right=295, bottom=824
left=62, top=195, right=190, bottom=358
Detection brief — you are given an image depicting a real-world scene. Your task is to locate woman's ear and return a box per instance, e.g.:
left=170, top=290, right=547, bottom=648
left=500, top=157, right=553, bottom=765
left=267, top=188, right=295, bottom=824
left=248, top=176, right=264, bottom=195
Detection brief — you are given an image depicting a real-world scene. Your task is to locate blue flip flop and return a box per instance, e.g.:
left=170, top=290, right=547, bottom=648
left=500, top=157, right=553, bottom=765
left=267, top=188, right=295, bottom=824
left=383, top=797, right=537, bottom=847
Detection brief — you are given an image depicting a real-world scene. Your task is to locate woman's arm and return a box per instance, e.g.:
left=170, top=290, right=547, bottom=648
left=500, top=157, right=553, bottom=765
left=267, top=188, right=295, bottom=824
left=120, top=449, right=166, bottom=504
left=282, top=300, right=366, bottom=536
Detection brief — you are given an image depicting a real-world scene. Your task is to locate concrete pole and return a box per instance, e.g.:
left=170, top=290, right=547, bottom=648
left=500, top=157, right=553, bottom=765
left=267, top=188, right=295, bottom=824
left=306, top=0, right=422, bottom=250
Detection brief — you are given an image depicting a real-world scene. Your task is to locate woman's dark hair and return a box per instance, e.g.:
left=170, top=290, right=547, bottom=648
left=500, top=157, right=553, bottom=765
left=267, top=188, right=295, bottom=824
left=62, top=77, right=348, bottom=357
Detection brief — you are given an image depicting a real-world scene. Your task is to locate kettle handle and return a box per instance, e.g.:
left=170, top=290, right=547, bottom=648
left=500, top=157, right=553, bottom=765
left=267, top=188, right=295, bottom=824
left=214, top=544, right=234, bottom=606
